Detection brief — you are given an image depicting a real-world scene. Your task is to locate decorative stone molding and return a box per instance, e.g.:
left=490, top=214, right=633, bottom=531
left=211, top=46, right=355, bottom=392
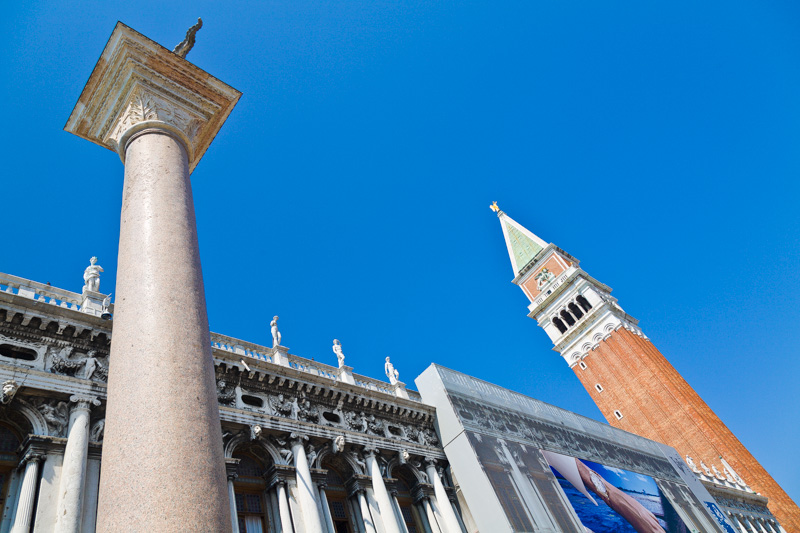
left=64, top=22, right=241, bottom=172
left=69, top=394, right=101, bottom=411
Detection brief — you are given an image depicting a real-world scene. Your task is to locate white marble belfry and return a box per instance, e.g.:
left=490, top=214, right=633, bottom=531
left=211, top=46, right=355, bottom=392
left=64, top=23, right=241, bottom=532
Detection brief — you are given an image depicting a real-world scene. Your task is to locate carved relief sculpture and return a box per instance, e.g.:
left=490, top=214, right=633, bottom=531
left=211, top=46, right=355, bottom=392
left=535, top=267, right=555, bottom=290
left=0, top=380, right=20, bottom=405
left=36, top=399, right=70, bottom=437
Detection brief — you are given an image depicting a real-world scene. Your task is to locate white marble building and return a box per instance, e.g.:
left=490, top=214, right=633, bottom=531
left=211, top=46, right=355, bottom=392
left=0, top=268, right=470, bottom=533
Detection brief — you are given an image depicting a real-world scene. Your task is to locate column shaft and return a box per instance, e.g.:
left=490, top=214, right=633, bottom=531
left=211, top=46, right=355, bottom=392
left=392, top=494, right=410, bottom=533
left=425, top=464, right=462, bottom=533
left=359, top=491, right=378, bottom=533
left=277, top=482, right=294, bottom=533
left=10, top=457, right=41, bottom=533
left=97, top=130, right=230, bottom=531
left=228, top=478, right=240, bottom=533
left=366, top=453, right=402, bottom=533
left=291, top=441, right=324, bottom=532
left=319, top=486, right=336, bottom=533
left=55, top=400, right=95, bottom=533
left=423, top=499, right=443, bottom=533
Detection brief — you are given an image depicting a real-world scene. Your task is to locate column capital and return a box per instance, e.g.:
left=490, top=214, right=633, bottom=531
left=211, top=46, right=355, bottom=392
left=70, top=394, right=101, bottom=410
left=64, top=22, right=241, bottom=173
left=225, top=458, right=240, bottom=481
left=363, top=444, right=379, bottom=458
left=424, top=456, right=438, bottom=467
left=289, top=432, right=309, bottom=447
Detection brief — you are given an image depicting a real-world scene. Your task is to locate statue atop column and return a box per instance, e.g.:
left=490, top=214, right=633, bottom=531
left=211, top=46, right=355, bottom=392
left=333, top=339, right=345, bottom=368
left=271, top=316, right=282, bottom=348
left=82, top=257, right=103, bottom=293
left=385, top=357, right=399, bottom=385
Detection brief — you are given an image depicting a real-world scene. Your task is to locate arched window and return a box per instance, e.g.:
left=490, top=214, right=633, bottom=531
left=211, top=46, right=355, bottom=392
left=233, top=452, right=269, bottom=533
left=552, top=317, right=567, bottom=334
left=579, top=361, right=587, bottom=370
left=577, top=295, right=592, bottom=312
left=560, top=310, right=575, bottom=326
left=568, top=303, right=583, bottom=320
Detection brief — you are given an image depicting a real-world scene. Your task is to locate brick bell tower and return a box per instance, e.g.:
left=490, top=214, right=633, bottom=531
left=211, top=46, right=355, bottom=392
left=490, top=202, right=800, bottom=531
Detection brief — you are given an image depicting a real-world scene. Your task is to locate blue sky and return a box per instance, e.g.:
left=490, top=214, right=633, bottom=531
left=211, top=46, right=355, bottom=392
left=2, top=1, right=798, bottom=502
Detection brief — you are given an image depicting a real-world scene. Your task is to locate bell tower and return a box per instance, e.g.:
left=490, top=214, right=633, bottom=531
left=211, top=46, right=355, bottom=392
left=490, top=202, right=800, bottom=531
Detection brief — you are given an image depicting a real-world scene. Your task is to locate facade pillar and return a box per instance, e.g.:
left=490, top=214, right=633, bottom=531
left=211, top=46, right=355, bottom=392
left=423, top=498, right=443, bottom=533
left=290, top=434, right=324, bottom=532
left=226, top=460, right=241, bottom=533
left=365, top=446, right=402, bottom=533
left=425, top=459, right=462, bottom=533
left=10, top=454, right=43, bottom=533
left=276, top=482, right=294, bottom=533
left=0, top=469, right=21, bottom=532
left=65, top=23, right=240, bottom=531
left=54, top=395, right=100, bottom=533
left=318, top=483, right=336, bottom=533
left=391, top=489, right=410, bottom=533
left=358, top=490, right=378, bottom=533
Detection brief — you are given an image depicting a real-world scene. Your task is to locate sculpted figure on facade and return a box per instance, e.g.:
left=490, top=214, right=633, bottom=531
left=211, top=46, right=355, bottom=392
left=251, top=424, right=262, bottom=441
left=37, top=399, right=69, bottom=436
left=271, top=316, right=281, bottom=348
left=366, top=414, right=385, bottom=436
left=82, top=257, right=103, bottom=293
left=385, top=357, right=399, bottom=385
left=333, top=339, right=345, bottom=368
left=685, top=455, right=699, bottom=472
left=269, top=393, right=294, bottom=418
left=90, top=419, right=105, bottom=443
left=216, top=378, right=237, bottom=405
left=700, top=461, right=713, bottom=477
left=344, top=410, right=366, bottom=432
left=307, top=444, right=319, bottom=468
left=0, top=380, right=19, bottom=405
left=333, top=435, right=346, bottom=453
left=101, top=293, right=112, bottom=314
left=50, top=348, right=108, bottom=382
left=297, top=399, right=319, bottom=424
left=535, top=267, right=555, bottom=290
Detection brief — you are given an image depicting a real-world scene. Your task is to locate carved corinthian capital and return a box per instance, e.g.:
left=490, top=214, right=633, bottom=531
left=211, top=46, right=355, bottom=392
left=65, top=22, right=240, bottom=172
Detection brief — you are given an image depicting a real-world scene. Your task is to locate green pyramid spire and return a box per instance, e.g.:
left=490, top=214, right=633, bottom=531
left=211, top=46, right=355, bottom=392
left=491, top=202, right=549, bottom=275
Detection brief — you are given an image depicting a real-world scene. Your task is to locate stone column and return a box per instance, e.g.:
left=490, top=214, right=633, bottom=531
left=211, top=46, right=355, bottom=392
left=276, top=481, right=294, bottom=533
left=423, top=498, right=443, bottom=533
left=54, top=395, right=100, bottom=533
left=365, top=446, right=402, bottom=533
left=318, top=482, right=336, bottom=533
left=65, top=23, right=240, bottom=533
left=425, top=459, right=462, bottom=533
left=290, top=434, right=323, bottom=532
left=10, top=454, right=44, bottom=533
left=358, top=490, right=379, bottom=533
left=391, top=489, right=410, bottom=533
left=226, top=460, right=240, bottom=533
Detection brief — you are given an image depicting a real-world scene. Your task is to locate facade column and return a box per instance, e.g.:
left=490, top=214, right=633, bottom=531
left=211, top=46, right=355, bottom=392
left=423, top=498, right=443, bottom=533
left=276, top=481, right=294, bottom=533
left=425, top=459, right=462, bottom=533
left=226, top=460, right=240, bottom=533
left=10, top=454, right=44, bottom=533
left=391, top=489, right=410, bottom=533
left=290, top=434, right=323, bottom=532
left=318, top=483, right=336, bottom=533
left=365, top=446, right=403, bottom=533
left=358, top=490, right=379, bottom=533
left=65, top=24, right=240, bottom=532
left=54, top=395, right=100, bottom=533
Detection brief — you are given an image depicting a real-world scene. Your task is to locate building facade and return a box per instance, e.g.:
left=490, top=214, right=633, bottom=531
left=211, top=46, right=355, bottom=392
left=0, top=269, right=469, bottom=533
left=491, top=204, right=795, bottom=532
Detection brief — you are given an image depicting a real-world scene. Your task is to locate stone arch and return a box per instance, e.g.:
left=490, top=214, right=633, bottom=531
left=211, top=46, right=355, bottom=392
left=13, top=398, right=49, bottom=436
left=390, top=460, right=427, bottom=484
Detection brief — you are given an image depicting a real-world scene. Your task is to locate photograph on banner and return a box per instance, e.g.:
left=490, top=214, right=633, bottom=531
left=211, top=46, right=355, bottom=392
left=542, top=450, right=692, bottom=533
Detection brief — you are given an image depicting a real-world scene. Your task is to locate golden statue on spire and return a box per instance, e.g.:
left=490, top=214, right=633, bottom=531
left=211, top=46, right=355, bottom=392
left=490, top=201, right=500, bottom=213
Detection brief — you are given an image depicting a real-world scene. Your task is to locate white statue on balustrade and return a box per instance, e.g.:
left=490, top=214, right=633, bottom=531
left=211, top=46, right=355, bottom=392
left=82, top=257, right=103, bottom=293
left=333, top=339, right=345, bottom=368
left=385, top=357, right=399, bottom=385
left=271, top=316, right=281, bottom=348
